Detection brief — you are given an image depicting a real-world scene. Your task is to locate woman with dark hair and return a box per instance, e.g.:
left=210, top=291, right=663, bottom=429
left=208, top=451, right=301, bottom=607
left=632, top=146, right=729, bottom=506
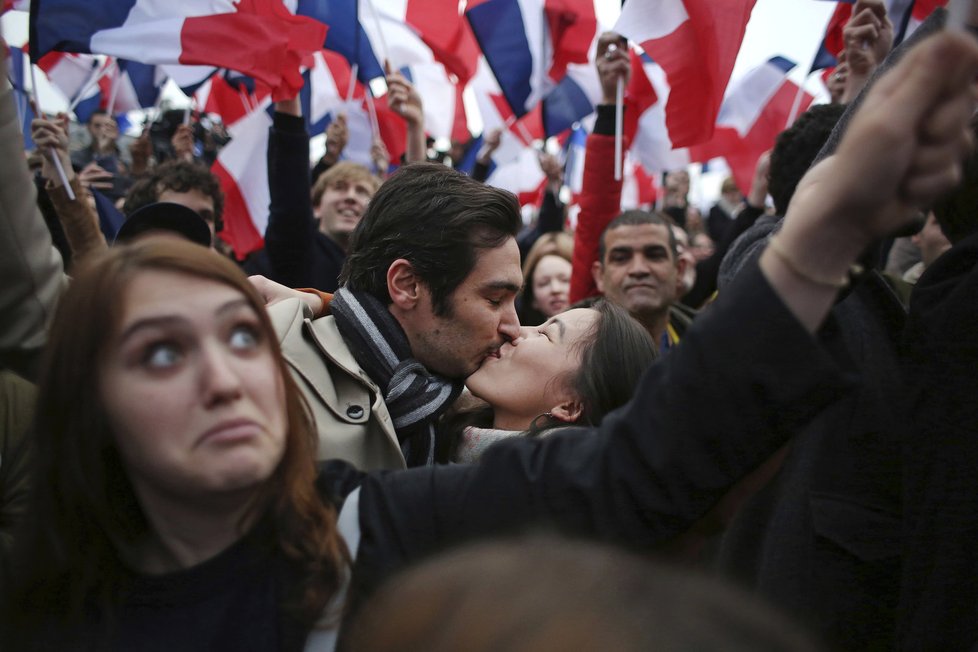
left=518, top=231, right=573, bottom=326
left=443, top=300, right=657, bottom=463
left=3, top=30, right=974, bottom=651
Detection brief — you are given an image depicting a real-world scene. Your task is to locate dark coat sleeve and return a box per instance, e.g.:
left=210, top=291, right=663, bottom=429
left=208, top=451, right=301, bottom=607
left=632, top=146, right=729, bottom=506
left=347, top=260, right=854, bottom=611
left=263, top=112, right=317, bottom=289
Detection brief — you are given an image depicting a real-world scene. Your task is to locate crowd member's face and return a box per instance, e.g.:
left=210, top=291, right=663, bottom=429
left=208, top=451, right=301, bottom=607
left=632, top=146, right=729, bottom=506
left=405, top=238, right=522, bottom=378
left=316, top=177, right=374, bottom=242
left=100, top=271, right=286, bottom=512
left=89, top=114, right=118, bottom=144
left=531, top=254, right=572, bottom=320
left=671, top=225, right=697, bottom=296
left=594, top=223, right=681, bottom=320
left=158, top=188, right=217, bottom=239
left=467, top=308, right=597, bottom=430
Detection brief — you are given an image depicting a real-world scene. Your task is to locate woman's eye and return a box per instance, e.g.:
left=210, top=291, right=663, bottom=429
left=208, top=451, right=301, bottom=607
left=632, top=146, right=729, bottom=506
left=228, top=325, right=260, bottom=350
left=143, top=343, right=181, bottom=369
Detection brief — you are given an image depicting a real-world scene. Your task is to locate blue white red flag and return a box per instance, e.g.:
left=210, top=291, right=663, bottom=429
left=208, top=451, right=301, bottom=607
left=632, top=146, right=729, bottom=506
left=810, top=0, right=940, bottom=72
left=297, top=0, right=478, bottom=86
left=211, top=101, right=273, bottom=258
left=30, top=0, right=326, bottom=100
left=466, top=0, right=604, bottom=138
left=485, top=146, right=546, bottom=208
left=398, top=63, right=468, bottom=142
left=692, top=56, right=814, bottom=195
left=35, top=51, right=100, bottom=106
left=613, top=0, right=757, bottom=148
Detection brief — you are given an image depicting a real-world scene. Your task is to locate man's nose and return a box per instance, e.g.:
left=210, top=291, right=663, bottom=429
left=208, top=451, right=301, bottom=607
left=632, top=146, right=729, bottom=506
left=499, top=304, right=522, bottom=342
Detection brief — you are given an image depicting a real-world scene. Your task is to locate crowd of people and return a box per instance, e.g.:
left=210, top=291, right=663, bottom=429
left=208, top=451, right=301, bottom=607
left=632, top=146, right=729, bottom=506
left=2, top=1, right=978, bottom=650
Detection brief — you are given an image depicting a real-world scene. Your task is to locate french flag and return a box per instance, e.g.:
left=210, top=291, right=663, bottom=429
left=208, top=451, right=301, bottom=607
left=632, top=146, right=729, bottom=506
left=466, top=0, right=604, bottom=138
left=613, top=0, right=757, bottom=148
left=398, top=63, right=468, bottom=142
left=30, top=0, right=326, bottom=100
left=469, top=54, right=548, bottom=167
left=626, top=51, right=695, bottom=176
left=810, top=0, right=935, bottom=72
left=296, top=0, right=384, bottom=83
left=35, top=51, right=101, bottom=106
left=485, top=146, right=547, bottom=209
left=211, top=101, right=273, bottom=259
left=297, top=0, right=479, bottom=85
left=102, top=59, right=166, bottom=113
left=693, top=56, right=813, bottom=196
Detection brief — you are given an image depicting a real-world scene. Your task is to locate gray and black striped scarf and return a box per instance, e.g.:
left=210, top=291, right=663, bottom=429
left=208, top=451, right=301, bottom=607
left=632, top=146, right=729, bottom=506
left=330, top=287, right=462, bottom=466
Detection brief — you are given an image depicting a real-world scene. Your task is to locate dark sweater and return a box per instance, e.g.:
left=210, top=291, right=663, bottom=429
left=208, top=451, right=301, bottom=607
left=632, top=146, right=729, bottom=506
left=263, top=112, right=347, bottom=292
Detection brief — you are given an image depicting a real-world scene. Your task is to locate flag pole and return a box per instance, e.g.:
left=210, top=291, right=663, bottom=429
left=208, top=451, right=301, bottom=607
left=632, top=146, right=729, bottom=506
left=614, top=77, right=623, bottom=181
left=346, top=63, right=359, bottom=103
left=365, top=87, right=381, bottom=138
left=29, top=60, right=76, bottom=200
left=106, top=59, right=120, bottom=116
left=362, top=0, right=390, bottom=67
left=784, top=70, right=811, bottom=129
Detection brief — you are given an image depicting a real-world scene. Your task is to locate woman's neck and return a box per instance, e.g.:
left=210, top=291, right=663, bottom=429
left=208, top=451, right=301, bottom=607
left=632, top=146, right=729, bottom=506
left=128, top=488, right=261, bottom=575
left=491, top=411, right=533, bottom=432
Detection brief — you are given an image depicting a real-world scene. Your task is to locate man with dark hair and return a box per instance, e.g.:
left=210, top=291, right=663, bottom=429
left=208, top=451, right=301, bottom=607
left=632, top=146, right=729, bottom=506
left=261, top=163, right=523, bottom=469
left=588, top=210, right=690, bottom=349
left=768, top=103, right=847, bottom=217
left=122, top=159, right=224, bottom=238
left=568, top=33, right=694, bottom=351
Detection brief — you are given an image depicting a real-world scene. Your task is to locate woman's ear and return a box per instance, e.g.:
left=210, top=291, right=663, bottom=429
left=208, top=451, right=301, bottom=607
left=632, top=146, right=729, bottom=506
left=387, top=258, right=420, bottom=310
left=550, top=398, right=584, bottom=424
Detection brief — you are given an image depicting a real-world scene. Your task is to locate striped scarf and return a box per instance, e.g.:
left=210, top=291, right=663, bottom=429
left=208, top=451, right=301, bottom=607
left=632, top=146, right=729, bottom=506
left=330, top=287, right=462, bottom=465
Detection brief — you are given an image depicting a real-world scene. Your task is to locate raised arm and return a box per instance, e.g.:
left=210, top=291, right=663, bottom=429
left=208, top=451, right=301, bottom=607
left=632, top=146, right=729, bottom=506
left=263, top=96, right=319, bottom=288
left=0, top=44, right=67, bottom=368
left=385, top=65, right=425, bottom=164
left=569, top=32, right=630, bottom=303
left=31, top=117, right=107, bottom=265
left=349, top=29, right=978, bottom=606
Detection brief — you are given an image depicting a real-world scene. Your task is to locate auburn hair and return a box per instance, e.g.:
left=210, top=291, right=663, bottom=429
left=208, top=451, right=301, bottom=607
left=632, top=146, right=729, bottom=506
left=5, top=238, right=347, bottom=637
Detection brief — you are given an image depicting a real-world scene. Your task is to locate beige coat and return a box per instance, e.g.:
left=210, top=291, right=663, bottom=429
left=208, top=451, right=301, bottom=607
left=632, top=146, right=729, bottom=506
left=268, top=298, right=405, bottom=471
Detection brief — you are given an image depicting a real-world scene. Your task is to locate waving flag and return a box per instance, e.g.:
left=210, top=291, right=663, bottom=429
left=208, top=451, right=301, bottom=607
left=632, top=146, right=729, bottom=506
left=397, top=63, right=468, bottom=141
left=35, top=52, right=101, bottom=104
left=693, top=56, right=813, bottom=195
left=30, top=0, right=326, bottom=99
left=211, top=102, right=273, bottom=258
left=485, top=146, right=547, bottom=208
left=613, top=0, right=757, bottom=148
left=811, top=0, right=938, bottom=71
left=466, top=0, right=604, bottom=138
left=103, top=59, right=166, bottom=112
left=296, top=0, right=384, bottom=83
left=298, top=0, right=478, bottom=86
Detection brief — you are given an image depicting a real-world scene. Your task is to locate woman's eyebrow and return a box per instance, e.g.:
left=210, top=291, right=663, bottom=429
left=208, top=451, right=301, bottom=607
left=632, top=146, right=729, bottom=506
left=119, top=299, right=251, bottom=343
